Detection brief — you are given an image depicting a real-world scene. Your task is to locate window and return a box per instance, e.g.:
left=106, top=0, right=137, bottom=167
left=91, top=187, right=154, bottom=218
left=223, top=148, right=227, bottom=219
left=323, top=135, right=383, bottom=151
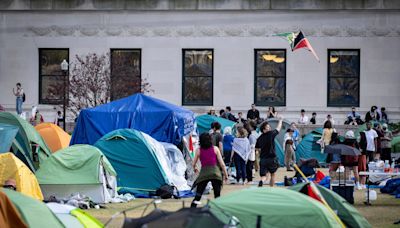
left=182, top=49, right=213, bottom=106
left=254, top=49, right=286, bottom=106
left=328, top=49, right=360, bottom=107
left=39, top=48, right=69, bottom=104
left=110, top=49, right=141, bottom=101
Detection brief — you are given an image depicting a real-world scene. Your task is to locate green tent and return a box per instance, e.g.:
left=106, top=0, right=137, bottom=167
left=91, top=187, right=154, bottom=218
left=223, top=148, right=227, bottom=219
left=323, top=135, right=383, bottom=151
left=210, top=188, right=343, bottom=228
left=2, top=188, right=64, bottom=228
left=392, top=136, right=400, bottom=153
left=0, top=112, right=51, bottom=171
left=290, top=183, right=371, bottom=228
left=195, top=114, right=236, bottom=134
left=295, top=128, right=327, bottom=165
left=36, top=145, right=117, bottom=203
left=94, top=129, right=189, bottom=194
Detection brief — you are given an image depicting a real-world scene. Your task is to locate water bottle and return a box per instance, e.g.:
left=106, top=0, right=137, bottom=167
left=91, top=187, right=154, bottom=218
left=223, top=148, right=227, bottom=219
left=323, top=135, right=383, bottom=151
left=384, top=160, right=390, bottom=173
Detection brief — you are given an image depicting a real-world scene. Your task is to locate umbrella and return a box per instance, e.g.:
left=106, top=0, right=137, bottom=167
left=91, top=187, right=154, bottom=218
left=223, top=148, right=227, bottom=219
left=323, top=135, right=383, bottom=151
left=324, top=144, right=361, bottom=156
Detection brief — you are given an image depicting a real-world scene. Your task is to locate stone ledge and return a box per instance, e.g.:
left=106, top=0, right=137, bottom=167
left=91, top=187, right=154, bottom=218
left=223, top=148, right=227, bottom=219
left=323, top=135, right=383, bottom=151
left=1, top=0, right=400, bottom=10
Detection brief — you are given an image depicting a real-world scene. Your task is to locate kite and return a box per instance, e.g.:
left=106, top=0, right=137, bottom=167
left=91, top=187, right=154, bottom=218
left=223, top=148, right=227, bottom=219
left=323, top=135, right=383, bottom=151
left=274, top=31, right=320, bottom=62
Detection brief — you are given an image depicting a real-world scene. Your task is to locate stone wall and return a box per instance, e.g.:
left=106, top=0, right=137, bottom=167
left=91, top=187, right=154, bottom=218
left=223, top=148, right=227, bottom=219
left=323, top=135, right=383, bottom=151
left=1, top=0, right=400, bottom=10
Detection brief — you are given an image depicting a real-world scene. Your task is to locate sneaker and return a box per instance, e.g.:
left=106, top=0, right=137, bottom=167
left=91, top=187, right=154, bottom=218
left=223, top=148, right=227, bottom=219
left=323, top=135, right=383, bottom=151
left=258, top=181, right=263, bottom=187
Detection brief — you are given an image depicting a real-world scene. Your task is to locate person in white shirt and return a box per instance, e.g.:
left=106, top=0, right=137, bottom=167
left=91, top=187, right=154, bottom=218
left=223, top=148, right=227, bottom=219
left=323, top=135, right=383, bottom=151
left=364, top=122, right=378, bottom=162
left=245, top=121, right=258, bottom=184
left=298, top=109, right=309, bottom=124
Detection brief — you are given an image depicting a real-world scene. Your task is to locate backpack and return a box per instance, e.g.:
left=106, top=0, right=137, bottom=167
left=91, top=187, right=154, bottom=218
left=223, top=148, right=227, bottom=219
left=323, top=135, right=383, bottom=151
left=155, top=185, right=180, bottom=199
left=22, top=93, right=26, bottom=102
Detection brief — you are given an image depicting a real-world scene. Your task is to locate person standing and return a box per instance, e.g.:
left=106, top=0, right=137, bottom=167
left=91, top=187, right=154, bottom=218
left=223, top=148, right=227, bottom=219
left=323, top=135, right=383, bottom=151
left=245, top=121, right=258, bottom=183
left=267, top=106, right=277, bottom=119
left=321, top=120, right=334, bottom=152
left=12, top=83, right=24, bottom=115
left=210, top=122, right=223, bottom=154
left=358, top=131, right=368, bottom=189
left=230, top=127, right=251, bottom=184
left=298, top=109, right=308, bottom=124
left=364, top=122, right=378, bottom=162
left=381, top=123, right=393, bottom=164
left=222, top=127, right=234, bottom=165
left=246, top=104, right=260, bottom=123
left=284, top=139, right=295, bottom=171
left=342, top=130, right=361, bottom=190
left=374, top=123, right=384, bottom=161
left=290, top=122, right=300, bottom=149
left=256, top=116, right=283, bottom=187
left=191, top=133, right=228, bottom=208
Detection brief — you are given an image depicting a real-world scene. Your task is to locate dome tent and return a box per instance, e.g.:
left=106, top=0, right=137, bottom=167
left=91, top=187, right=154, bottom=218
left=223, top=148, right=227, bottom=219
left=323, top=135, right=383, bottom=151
left=35, top=123, right=71, bottom=153
left=94, top=129, right=190, bottom=195
left=71, top=93, right=195, bottom=145
left=36, top=145, right=117, bottom=203
left=0, top=153, right=43, bottom=200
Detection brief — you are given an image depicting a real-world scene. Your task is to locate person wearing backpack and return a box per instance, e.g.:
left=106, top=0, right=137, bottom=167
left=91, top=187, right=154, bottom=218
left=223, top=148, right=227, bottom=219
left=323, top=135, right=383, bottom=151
left=191, top=133, right=228, bottom=208
left=12, top=82, right=24, bottom=115
left=342, top=130, right=361, bottom=190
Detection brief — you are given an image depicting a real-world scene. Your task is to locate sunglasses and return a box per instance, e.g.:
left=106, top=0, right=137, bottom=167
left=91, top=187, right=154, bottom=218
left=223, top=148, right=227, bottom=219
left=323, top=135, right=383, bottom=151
left=3, top=185, right=16, bottom=190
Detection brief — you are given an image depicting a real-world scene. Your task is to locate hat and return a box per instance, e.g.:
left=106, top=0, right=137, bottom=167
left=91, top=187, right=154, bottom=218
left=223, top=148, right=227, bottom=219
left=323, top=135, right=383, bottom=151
left=345, top=130, right=355, bottom=139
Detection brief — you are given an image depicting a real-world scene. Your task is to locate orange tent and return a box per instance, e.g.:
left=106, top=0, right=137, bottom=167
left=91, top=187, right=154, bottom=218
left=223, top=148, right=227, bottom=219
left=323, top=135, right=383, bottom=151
left=35, top=123, right=71, bottom=153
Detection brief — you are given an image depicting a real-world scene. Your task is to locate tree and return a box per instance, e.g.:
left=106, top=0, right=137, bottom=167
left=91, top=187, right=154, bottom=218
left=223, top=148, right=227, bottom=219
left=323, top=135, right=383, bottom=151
left=48, top=52, right=152, bottom=120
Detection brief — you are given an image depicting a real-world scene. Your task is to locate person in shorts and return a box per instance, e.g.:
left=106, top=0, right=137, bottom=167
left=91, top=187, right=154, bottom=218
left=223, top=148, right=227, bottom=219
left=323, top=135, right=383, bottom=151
left=255, top=116, right=283, bottom=187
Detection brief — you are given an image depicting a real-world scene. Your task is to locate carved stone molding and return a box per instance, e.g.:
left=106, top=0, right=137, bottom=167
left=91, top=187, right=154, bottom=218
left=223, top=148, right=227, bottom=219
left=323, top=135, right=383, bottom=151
left=27, top=25, right=400, bottom=37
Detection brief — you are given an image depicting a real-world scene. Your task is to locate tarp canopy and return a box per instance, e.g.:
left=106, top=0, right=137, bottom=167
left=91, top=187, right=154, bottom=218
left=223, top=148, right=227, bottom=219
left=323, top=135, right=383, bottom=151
left=210, top=188, right=342, bottom=228
left=35, top=123, right=71, bottom=153
left=2, top=188, right=64, bottom=228
left=71, top=94, right=195, bottom=145
left=0, top=153, right=43, bottom=200
left=94, top=129, right=190, bottom=194
left=290, top=182, right=371, bottom=228
left=0, top=123, right=18, bottom=153
left=0, top=112, right=51, bottom=171
left=36, top=145, right=116, bottom=185
left=195, top=114, right=236, bottom=134
left=295, top=128, right=327, bottom=165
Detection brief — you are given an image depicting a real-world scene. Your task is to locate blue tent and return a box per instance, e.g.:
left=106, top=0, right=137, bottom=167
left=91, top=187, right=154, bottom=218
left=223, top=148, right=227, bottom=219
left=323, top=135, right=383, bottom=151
left=0, top=123, right=19, bottom=152
left=71, top=94, right=195, bottom=145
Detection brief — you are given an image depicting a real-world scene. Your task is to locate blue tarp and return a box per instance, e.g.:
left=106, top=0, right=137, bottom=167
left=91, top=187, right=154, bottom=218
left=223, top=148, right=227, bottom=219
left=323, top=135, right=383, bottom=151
left=71, top=94, right=195, bottom=145
left=0, top=123, right=19, bottom=153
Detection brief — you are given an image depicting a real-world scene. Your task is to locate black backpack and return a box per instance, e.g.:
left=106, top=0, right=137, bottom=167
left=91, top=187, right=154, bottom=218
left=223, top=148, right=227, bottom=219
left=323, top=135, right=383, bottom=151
left=22, top=93, right=26, bottom=102
left=155, top=185, right=180, bottom=199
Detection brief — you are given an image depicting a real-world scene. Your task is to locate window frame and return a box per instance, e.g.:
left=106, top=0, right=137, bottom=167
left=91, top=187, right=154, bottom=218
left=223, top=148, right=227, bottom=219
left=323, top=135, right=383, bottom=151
left=182, top=48, right=214, bottom=106
left=110, top=48, right=142, bottom=101
left=254, top=48, right=287, bottom=107
left=327, top=49, right=360, bottom=107
left=38, top=48, right=69, bottom=104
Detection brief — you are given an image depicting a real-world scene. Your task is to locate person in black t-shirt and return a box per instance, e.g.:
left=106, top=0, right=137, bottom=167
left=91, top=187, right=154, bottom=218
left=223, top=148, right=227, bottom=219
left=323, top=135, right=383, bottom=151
left=210, top=121, right=223, bottom=154
left=255, top=116, right=283, bottom=187
left=246, top=104, right=260, bottom=122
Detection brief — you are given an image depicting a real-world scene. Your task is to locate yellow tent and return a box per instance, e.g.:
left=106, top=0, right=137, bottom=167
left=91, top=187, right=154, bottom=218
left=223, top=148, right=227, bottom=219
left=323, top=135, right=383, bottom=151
left=0, top=153, right=43, bottom=201
left=35, top=123, right=71, bottom=153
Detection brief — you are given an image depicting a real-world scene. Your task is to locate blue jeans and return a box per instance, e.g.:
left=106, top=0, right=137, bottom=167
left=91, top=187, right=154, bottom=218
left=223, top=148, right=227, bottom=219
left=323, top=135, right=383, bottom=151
left=16, top=97, right=23, bottom=115
left=234, top=153, right=246, bottom=182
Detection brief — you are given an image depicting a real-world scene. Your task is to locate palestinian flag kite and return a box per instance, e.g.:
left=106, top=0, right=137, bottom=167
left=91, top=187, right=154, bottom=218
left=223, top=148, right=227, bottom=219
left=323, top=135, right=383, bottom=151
left=274, top=31, right=320, bottom=62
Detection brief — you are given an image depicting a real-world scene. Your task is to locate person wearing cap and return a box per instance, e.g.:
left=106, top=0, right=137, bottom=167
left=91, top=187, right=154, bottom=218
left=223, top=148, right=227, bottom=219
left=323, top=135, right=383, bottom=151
left=381, top=123, right=393, bottom=164
left=342, top=131, right=361, bottom=190
left=298, top=109, right=308, bottom=124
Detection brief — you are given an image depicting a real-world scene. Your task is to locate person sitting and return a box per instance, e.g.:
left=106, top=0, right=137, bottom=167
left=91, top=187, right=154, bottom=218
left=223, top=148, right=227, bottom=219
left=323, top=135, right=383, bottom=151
left=310, top=112, right=317, bottom=124
left=267, top=106, right=277, bottom=119
left=324, top=114, right=335, bottom=126
left=345, top=107, right=363, bottom=125
left=380, top=107, right=389, bottom=123
left=3, top=179, right=17, bottom=191
left=294, top=158, right=320, bottom=181
left=365, top=106, right=380, bottom=122
left=237, top=112, right=246, bottom=125
left=207, top=107, right=217, bottom=116
left=298, top=109, right=309, bottom=124
left=224, top=106, right=237, bottom=122
left=247, top=104, right=260, bottom=123
left=30, top=110, right=44, bottom=126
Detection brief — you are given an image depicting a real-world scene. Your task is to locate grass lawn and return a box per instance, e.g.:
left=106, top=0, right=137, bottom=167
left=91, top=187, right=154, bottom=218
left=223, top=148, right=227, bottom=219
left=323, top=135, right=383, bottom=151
left=89, top=168, right=400, bottom=227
